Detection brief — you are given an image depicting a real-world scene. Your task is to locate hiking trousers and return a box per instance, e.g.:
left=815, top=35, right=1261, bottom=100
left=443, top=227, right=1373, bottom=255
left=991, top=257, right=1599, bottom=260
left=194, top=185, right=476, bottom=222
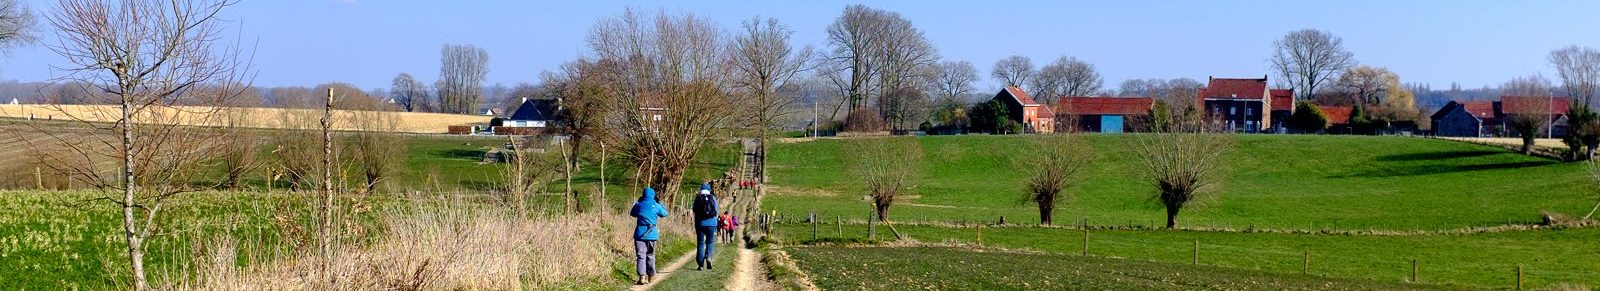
left=634, top=240, right=658, bottom=276
left=695, top=226, right=717, bottom=267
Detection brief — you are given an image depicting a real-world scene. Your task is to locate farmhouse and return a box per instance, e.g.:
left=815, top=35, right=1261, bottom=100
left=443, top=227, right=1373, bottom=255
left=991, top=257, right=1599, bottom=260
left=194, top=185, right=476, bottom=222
left=1054, top=96, right=1153, bottom=133
left=991, top=86, right=1056, bottom=133
left=1430, top=96, right=1569, bottom=137
left=1318, top=105, right=1354, bottom=129
left=1198, top=76, right=1293, bottom=133
left=493, top=98, right=562, bottom=135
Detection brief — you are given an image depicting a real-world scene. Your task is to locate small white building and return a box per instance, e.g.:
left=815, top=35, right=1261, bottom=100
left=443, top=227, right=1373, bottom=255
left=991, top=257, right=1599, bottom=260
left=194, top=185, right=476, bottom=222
left=502, top=98, right=561, bottom=128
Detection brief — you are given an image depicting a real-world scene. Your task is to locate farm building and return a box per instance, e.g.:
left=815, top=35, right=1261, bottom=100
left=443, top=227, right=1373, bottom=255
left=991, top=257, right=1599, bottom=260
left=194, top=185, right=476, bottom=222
left=1198, top=76, right=1287, bottom=133
left=991, top=86, right=1055, bottom=133
left=1430, top=96, right=1569, bottom=137
left=1054, top=96, right=1153, bottom=133
left=503, top=98, right=562, bottom=128
left=1269, top=89, right=1295, bottom=132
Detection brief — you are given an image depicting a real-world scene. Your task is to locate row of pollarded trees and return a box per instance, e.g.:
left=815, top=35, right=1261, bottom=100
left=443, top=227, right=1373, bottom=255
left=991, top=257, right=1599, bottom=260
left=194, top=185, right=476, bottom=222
left=850, top=116, right=1234, bottom=232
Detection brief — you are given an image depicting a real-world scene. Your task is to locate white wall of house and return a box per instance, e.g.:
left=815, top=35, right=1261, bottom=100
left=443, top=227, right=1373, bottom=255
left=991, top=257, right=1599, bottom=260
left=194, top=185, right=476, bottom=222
left=504, top=120, right=548, bottom=128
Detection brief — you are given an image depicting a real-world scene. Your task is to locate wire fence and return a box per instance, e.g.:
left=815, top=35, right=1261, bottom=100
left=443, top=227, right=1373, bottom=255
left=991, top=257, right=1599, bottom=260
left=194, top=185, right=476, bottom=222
left=758, top=211, right=1597, bottom=289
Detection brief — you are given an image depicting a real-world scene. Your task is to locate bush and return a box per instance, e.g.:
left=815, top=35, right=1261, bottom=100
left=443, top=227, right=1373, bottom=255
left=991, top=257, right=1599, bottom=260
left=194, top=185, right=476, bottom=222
left=844, top=108, right=885, bottom=132
left=969, top=100, right=1010, bottom=134
left=1286, top=101, right=1329, bottom=133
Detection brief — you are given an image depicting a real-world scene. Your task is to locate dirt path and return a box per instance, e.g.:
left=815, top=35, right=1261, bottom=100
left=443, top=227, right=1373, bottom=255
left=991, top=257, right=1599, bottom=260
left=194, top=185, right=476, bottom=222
left=632, top=251, right=695, bottom=291
left=726, top=245, right=760, bottom=290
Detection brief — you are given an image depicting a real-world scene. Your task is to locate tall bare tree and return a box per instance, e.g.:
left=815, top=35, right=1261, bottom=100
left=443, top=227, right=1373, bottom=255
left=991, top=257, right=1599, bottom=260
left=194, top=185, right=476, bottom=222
left=437, top=44, right=488, bottom=114
left=1503, top=75, right=1557, bottom=155
left=587, top=9, right=737, bottom=208
left=1127, top=121, right=1232, bottom=229
left=825, top=5, right=937, bottom=112
left=41, top=0, right=251, bottom=288
left=730, top=16, right=813, bottom=183
left=1551, top=46, right=1600, bottom=105
left=931, top=60, right=978, bottom=101
left=991, top=55, right=1034, bottom=88
left=1271, top=29, right=1355, bottom=101
left=1021, top=134, right=1093, bottom=225
left=0, top=0, right=34, bottom=51
left=389, top=72, right=427, bottom=112
left=1031, top=56, right=1102, bottom=103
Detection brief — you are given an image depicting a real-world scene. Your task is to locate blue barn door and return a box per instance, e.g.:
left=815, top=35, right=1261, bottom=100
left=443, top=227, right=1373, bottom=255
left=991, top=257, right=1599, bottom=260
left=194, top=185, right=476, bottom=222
left=1101, top=116, right=1124, bottom=133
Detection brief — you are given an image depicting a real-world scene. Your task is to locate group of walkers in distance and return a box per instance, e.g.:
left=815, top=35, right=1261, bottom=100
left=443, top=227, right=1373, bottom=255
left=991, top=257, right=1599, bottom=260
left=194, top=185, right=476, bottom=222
left=628, top=181, right=743, bottom=285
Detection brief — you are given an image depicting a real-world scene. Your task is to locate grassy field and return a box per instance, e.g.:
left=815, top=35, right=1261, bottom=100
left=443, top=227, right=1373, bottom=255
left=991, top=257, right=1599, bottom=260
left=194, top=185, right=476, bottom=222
left=0, top=104, right=491, bottom=133
left=771, top=223, right=1596, bottom=288
left=786, top=246, right=1460, bottom=290
left=765, top=134, right=1590, bottom=231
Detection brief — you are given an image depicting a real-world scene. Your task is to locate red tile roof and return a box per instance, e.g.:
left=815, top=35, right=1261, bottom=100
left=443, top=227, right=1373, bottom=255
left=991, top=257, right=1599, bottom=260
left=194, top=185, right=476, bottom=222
left=1500, top=96, right=1571, bottom=115
left=1200, top=77, right=1268, bottom=100
left=1056, top=96, right=1154, bottom=116
left=1270, top=89, right=1294, bottom=111
left=1004, top=86, right=1041, bottom=105
left=1462, top=101, right=1496, bottom=120
left=1320, top=105, right=1352, bottom=125
left=1035, top=104, right=1054, bottom=118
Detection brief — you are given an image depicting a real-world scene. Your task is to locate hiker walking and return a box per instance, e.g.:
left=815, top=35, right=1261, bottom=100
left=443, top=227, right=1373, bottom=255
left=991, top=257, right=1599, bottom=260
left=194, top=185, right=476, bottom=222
left=718, top=211, right=734, bottom=244
left=630, top=187, right=668, bottom=285
left=692, top=183, right=719, bottom=270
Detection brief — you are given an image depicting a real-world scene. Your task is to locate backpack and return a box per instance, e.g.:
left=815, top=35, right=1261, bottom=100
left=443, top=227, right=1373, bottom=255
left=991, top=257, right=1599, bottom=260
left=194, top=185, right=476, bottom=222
left=693, top=193, right=716, bottom=219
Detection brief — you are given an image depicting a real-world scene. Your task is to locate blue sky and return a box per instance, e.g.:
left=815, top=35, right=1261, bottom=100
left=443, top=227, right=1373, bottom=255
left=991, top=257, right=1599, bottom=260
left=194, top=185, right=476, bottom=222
left=5, top=0, right=1600, bottom=91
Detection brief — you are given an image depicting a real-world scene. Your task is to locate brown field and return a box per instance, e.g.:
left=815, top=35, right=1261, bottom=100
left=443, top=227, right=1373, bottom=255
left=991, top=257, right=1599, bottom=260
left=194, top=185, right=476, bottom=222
left=0, top=104, right=491, bottom=134
left=1437, top=136, right=1567, bottom=150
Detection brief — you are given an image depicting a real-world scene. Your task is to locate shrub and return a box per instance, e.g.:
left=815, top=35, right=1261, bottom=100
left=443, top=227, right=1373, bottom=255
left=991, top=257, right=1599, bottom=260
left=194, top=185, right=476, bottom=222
left=844, top=108, right=885, bottom=133
left=1286, top=101, right=1329, bottom=133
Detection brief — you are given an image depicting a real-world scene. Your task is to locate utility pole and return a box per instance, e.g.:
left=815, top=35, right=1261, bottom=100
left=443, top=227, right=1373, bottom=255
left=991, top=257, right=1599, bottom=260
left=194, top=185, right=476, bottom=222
left=812, top=97, right=819, bottom=137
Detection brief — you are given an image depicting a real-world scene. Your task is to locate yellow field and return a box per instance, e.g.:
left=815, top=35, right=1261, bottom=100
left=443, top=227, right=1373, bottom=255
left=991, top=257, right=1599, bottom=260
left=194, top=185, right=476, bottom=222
left=1437, top=137, right=1567, bottom=150
left=0, top=104, right=491, bottom=133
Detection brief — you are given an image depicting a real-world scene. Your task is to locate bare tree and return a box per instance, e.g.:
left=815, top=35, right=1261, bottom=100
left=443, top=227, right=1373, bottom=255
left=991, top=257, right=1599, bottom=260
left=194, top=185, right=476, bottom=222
left=1127, top=121, right=1232, bottom=229
left=1271, top=29, right=1355, bottom=101
left=1331, top=65, right=1399, bottom=105
left=587, top=9, right=737, bottom=208
left=502, top=136, right=562, bottom=215
left=730, top=16, right=813, bottom=183
left=1020, top=134, right=1093, bottom=225
left=0, top=0, right=34, bottom=50
left=849, top=137, right=921, bottom=226
left=40, top=0, right=251, bottom=288
left=1584, top=159, right=1600, bottom=220
left=1031, top=56, right=1101, bottom=103
left=389, top=72, right=427, bottom=112
left=1502, top=75, right=1557, bottom=155
left=825, top=5, right=937, bottom=112
left=346, top=93, right=405, bottom=194
left=930, top=60, right=978, bottom=101
left=1551, top=46, right=1600, bottom=105
left=437, top=44, right=488, bottom=114
left=991, top=55, right=1034, bottom=88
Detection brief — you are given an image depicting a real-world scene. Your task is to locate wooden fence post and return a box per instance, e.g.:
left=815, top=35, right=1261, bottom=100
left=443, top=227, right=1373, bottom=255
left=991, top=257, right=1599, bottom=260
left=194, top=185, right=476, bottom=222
left=836, top=215, right=842, bottom=237
left=811, top=212, right=817, bottom=241
left=1192, top=240, right=1199, bottom=265
left=1516, top=264, right=1523, bottom=290
left=976, top=224, right=983, bottom=246
left=1411, top=259, right=1418, bottom=283
left=35, top=167, right=43, bottom=190
left=868, top=210, right=875, bottom=240
left=1081, top=219, right=1089, bottom=256
left=1302, top=249, right=1310, bottom=275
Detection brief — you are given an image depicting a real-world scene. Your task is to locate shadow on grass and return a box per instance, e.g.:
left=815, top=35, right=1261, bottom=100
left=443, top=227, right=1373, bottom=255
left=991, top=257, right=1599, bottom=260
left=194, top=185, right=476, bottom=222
left=1331, top=160, right=1556, bottom=178
left=435, top=149, right=487, bottom=161
left=1374, top=150, right=1506, bottom=162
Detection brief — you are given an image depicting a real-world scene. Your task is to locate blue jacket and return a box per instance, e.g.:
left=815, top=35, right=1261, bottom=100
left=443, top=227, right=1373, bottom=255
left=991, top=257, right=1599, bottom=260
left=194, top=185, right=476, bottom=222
left=693, top=183, right=720, bottom=227
left=630, top=188, right=668, bottom=241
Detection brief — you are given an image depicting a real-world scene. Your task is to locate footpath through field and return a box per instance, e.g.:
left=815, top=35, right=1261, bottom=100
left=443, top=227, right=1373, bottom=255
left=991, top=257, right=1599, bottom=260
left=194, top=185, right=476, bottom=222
left=640, top=138, right=768, bottom=290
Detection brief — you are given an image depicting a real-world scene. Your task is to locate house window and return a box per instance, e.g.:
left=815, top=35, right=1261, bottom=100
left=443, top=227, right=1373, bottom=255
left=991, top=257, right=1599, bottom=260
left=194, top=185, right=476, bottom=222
left=1247, top=107, right=1254, bottom=115
left=1229, top=107, right=1236, bottom=115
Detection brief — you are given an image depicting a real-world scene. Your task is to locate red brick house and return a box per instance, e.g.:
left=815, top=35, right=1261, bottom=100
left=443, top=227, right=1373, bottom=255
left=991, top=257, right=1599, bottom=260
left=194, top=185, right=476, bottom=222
left=1055, top=96, right=1154, bottom=133
left=992, top=86, right=1055, bottom=133
left=1270, top=89, right=1295, bottom=131
left=1197, top=76, right=1279, bottom=132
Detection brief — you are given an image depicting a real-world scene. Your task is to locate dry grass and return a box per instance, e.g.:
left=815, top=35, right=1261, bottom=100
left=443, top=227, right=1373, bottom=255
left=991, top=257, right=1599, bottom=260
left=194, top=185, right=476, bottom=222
left=0, top=105, right=490, bottom=133
left=1438, top=136, right=1567, bottom=150
left=174, top=205, right=637, bottom=290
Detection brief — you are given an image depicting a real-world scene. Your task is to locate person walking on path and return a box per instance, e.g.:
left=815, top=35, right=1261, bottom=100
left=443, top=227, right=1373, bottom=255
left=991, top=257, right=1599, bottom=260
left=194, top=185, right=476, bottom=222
left=692, top=183, right=719, bottom=270
left=630, top=187, right=668, bottom=285
left=718, top=211, right=734, bottom=244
